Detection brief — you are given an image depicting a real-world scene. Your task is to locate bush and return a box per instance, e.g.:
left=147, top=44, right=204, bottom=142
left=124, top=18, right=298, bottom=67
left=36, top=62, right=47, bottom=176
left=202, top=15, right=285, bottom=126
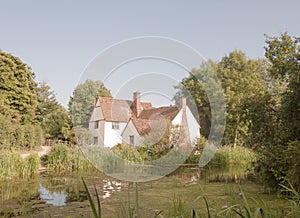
left=0, top=114, right=44, bottom=149
left=185, top=136, right=207, bottom=164
left=0, top=152, right=39, bottom=179
left=112, top=143, right=143, bottom=162
left=286, top=140, right=300, bottom=192
left=46, top=143, right=92, bottom=171
left=208, top=146, right=256, bottom=167
left=19, top=153, right=40, bottom=178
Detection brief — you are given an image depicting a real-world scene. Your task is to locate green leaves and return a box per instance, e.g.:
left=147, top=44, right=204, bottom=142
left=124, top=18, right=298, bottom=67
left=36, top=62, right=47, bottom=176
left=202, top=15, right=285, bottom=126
left=71, top=80, right=112, bottom=128
left=217, top=50, right=266, bottom=147
left=0, top=50, right=38, bottom=123
left=36, top=82, right=70, bottom=140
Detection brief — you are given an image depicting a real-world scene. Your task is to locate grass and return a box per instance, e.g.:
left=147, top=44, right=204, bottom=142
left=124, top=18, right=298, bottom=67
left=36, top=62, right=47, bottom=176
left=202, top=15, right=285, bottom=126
left=44, top=143, right=93, bottom=171
left=207, top=146, right=257, bottom=168
left=82, top=171, right=295, bottom=218
left=82, top=176, right=102, bottom=218
left=279, top=182, right=300, bottom=217
left=0, top=151, right=39, bottom=180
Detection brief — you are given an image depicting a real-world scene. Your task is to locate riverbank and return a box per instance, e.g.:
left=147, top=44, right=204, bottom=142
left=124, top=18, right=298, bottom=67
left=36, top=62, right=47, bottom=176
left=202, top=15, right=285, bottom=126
left=0, top=167, right=294, bottom=217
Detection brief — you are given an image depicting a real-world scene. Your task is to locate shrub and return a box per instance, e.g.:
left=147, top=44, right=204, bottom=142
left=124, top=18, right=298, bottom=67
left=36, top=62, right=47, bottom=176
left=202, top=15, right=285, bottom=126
left=256, top=141, right=300, bottom=192
left=0, top=114, right=44, bottom=149
left=47, top=143, right=69, bottom=170
left=0, top=152, right=39, bottom=179
left=112, top=143, right=143, bottom=162
left=46, top=143, right=92, bottom=171
left=207, top=146, right=256, bottom=167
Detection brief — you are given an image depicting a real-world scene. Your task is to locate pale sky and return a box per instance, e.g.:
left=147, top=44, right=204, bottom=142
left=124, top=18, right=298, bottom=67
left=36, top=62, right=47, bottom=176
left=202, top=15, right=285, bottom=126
left=0, top=1, right=299, bottom=107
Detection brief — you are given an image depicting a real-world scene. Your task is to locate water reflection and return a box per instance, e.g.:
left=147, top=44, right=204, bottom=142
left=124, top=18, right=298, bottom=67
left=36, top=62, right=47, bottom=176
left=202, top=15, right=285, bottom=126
left=38, top=184, right=67, bottom=206
left=102, top=179, right=122, bottom=200
left=0, top=166, right=255, bottom=217
left=37, top=179, right=122, bottom=206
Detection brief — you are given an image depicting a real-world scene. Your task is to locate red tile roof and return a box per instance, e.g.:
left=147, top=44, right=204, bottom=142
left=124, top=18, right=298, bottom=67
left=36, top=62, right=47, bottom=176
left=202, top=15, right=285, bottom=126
left=132, top=106, right=179, bottom=136
left=97, top=96, right=180, bottom=136
left=138, top=106, right=179, bottom=120
left=98, top=96, right=153, bottom=122
left=131, top=118, right=151, bottom=135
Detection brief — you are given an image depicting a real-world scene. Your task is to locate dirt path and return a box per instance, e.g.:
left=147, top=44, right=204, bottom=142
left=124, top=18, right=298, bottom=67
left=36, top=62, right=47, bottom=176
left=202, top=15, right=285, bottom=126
left=20, top=146, right=51, bottom=159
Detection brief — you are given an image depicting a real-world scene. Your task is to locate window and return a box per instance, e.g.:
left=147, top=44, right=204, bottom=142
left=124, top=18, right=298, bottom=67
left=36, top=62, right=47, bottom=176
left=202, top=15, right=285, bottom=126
left=129, top=135, right=134, bottom=145
left=94, top=121, right=99, bottom=129
left=112, top=122, right=119, bottom=129
left=93, top=137, right=98, bottom=145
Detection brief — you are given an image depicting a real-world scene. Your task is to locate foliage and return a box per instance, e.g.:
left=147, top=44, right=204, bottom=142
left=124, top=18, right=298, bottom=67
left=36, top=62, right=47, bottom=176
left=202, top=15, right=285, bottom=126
left=82, top=177, right=102, bottom=218
left=207, top=146, right=257, bottom=168
left=256, top=33, right=300, bottom=192
left=285, top=141, right=300, bottom=191
left=185, top=136, right=207, bottom=164
left=216, top=50, right=266, bottom=147
left=0, top=50, right=47, bottom=149
left=265, top=32, right=300, bottom=142
left=168, top=195, right=190, bottom=217
left=174, top=61, right=215, bottom=138
left=0, top=152, right=39, bottom=179
left=112, top=143, right=143, bottom=162
left=0, top=114, right=44, bottom=149
left=70, top=80, right=111, bottom=128
left=46, top=143, right=92, bottom=171
left=0, top=49, right=38, bottom=123
left=280, top=183, right=300, bottom=217
left=36, top=82, right=69, bottom=139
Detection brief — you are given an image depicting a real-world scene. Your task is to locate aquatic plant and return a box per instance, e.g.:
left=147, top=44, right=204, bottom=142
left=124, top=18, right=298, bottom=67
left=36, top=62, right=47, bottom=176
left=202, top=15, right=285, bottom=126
left=82, top=177, right=101, bottom=218
left=46, top=143, right=92, bottom=171
left=0, top=151, right=39, bottom=179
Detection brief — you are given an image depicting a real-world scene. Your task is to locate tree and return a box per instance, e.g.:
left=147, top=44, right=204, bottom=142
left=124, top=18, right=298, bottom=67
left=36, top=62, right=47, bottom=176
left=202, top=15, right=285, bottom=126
left=70, top=80, right=111, bottom=128
left=217, top=50, right=265, bottom=147
left=265, top=32, right=300, bottom=142
left=36, top=82, right=69, bottom=139
left=0, top=50, right=44, bottom=149
left=0, top=50, right=38, bottom=123
left=174, top=61, right=215, bottom=138
left=257, top=33, right=300, bottom=191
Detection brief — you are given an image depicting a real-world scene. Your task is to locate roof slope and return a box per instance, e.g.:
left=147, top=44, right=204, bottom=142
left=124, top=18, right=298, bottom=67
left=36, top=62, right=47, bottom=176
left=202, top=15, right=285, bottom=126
left=98, top=96, right=152, bottom=122
left=133, top=106, right=179, bottom=136
left=138, top=106, right=179, bottom=120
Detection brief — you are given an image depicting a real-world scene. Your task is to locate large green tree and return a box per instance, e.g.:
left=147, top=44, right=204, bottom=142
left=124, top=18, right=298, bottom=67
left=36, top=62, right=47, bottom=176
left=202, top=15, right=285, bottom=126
left=70, top=80, right=111, bottom=128
left=257, top=33, right=300, bottom=191
left=0, top=50, right=44, bottom=149
left=265, top=33, right=300, bottom=141
left=36, top=82, right=69, bottom=139
left=0, top=50, right=38, bottom=123
left=217, top=50, right=265, bottom=147
left=174, top=60, right=216, bottom=138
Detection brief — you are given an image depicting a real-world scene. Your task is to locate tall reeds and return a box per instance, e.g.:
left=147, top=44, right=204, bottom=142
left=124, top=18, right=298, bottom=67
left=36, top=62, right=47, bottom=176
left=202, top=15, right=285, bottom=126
left=0, top=152, right=39, bottom=179
left=45, top=143, right=93, bottom=171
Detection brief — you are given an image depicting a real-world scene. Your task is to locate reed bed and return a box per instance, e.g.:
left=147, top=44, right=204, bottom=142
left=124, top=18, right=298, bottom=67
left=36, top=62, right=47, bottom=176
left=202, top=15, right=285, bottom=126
left=0, top=151, right=39, bottom=179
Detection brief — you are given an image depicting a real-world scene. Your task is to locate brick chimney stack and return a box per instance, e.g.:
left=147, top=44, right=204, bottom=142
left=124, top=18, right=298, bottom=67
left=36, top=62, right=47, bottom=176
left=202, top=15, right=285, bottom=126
left=133, top=92, right=142, bottom=117
left=180, top=97, right=186, bottom=111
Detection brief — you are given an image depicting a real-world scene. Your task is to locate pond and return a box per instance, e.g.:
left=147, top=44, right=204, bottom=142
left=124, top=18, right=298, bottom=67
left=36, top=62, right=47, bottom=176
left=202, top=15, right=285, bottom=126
left=0, top=165, right=290, bottom=217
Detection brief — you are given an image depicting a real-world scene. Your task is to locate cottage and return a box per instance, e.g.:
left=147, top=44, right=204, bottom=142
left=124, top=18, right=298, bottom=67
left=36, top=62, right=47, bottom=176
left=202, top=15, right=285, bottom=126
left=89, top=92, right=200, bottom=147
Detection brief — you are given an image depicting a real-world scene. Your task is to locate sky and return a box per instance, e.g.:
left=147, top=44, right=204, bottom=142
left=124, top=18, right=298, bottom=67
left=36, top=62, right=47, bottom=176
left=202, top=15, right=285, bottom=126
left=0, top=1, right=299, bottom=107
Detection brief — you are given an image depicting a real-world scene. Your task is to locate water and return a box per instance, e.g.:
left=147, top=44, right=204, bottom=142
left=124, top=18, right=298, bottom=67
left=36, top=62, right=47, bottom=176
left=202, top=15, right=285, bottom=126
left=38, top=184, right=67, bottom=206
left=0, top=166, right=289, bottom=217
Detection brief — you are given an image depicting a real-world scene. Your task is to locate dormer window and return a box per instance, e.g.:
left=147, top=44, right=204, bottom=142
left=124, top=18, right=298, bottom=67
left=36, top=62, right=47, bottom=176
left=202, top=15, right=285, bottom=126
left=112, top=122, right=119, bottom=129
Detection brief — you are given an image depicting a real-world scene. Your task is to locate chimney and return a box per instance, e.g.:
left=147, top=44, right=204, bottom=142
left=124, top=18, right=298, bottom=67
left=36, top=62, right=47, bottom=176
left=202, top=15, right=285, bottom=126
left=133, top=92, right=142, bottom=117
left=180, top=97, right=186, bottom=111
